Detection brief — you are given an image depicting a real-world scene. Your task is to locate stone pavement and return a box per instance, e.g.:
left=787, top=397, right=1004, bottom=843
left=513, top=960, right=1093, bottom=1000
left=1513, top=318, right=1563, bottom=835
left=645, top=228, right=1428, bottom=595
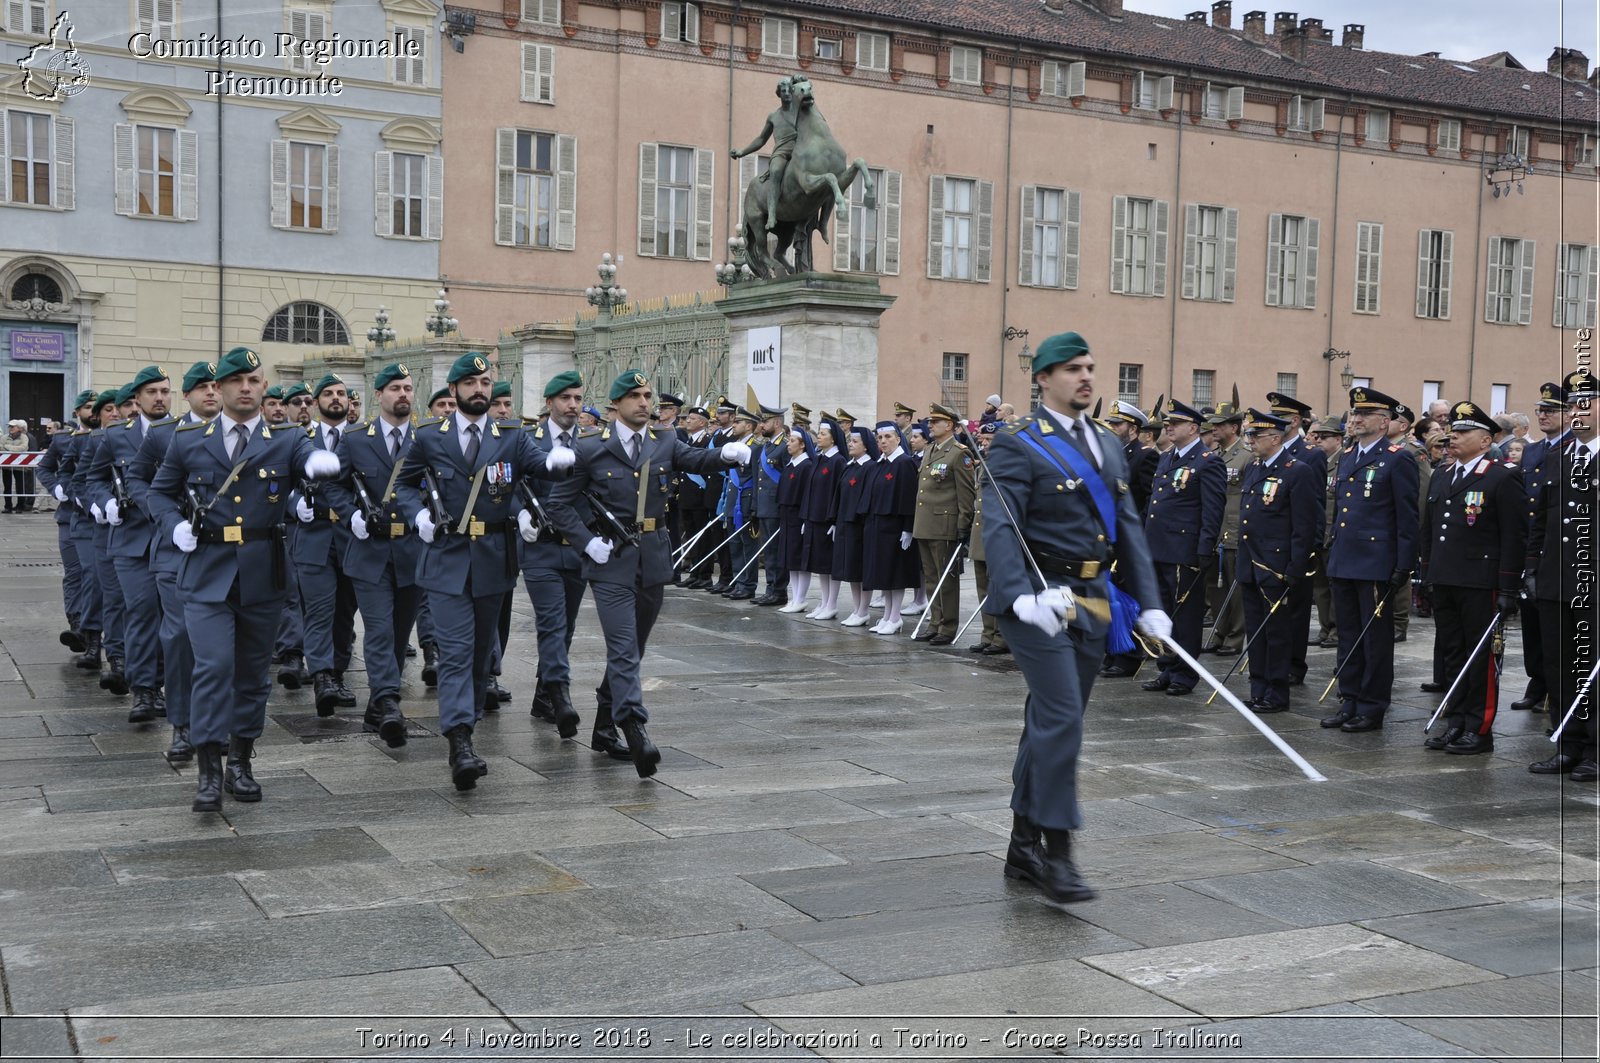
left=0, top=513, right=1594, bottom=1062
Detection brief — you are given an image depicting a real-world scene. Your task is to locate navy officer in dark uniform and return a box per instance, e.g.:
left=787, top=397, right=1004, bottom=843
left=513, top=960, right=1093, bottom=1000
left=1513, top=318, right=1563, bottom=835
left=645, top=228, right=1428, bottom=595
left=982, top=333, right=1165, bottom=904
left=147, top=347, right=338, bottom=812
left=1097, top=400, right=1158, bottom=678
left=547, top=370, right=752, bottom=778
left=1322, top=386, right=1417, bottom=732
left=1268, top=392, right=1325, bottom=686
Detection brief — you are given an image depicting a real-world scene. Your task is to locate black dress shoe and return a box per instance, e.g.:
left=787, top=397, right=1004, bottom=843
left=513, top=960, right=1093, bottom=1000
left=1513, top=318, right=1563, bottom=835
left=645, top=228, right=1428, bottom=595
left=444, top=724, right=488, bottom=791
left=1099, top=665, right=1136, bottom=678
left=619, top=721, right=661, bottom=778
left=1423, top=725, right=1464, bottom=751
left=152, top=689, right=166, bottom=717
left=1165, top=685, right=1194, bottom=697
left=591, top=726, right=633, bottom=761
left=166, top=725, right=194, bottom=762
left=968, top=644, right=987, bottom=654
left=490, top=677, right=512, bottom=703
left=313, top=671, right=340, bottom=717
left=1141, top=676, right=1170, bottom=692
left=278, top=655, right=305, bottom=689
left=729, top=589, right=754, bottom=600
left=1393, top=631, right=1408, bottom=643
left=420, top=642, right=438, bottom=687
left=1036, top=829, right=1097, bottom=903
left=59, top=627, right=85, bottom=653
left=1002, top=814, right=1048, bottom=888
left=706, top=582, right=730, bottom=594
left=1510, top=697, right=1543, bottom=711
left=982, top=644, right=1012, bottom=655
left=1445, top=732, right=1494, bottom=755
left=1341, top=714, right=1384, bottom=732
left=1570, top=760, right=1600, bottom=782
left=911, top=631, right=935, bottom=642
left=192, top=742, right=224, bottom=813
left=1251, top=701, right=1289, bottom=713
left=1420, top=681, right=1447, bottom=693
left=334, top=675, right=358, bottom=707
left=1320, top=708, right=1356, bottom=729
left=72, top=631, right=102, bottom=670
left=1211, top=646, right=1242, bottom=657
left=1529, top=753, right=1578, bottom=774
left=127, top=687, right=157, bottom=724
left=404, top=643, right=417, bottom=658
left=928, top=634, right=954, bottom=646
left=547, top=682, right=580, bottom=739
left=224, top=737, right=263, bottom=801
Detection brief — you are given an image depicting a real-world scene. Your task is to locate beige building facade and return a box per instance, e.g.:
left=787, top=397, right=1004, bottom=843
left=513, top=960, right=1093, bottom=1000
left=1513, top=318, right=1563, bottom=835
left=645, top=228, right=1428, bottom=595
left=440, top=0, right=1599, bottom=421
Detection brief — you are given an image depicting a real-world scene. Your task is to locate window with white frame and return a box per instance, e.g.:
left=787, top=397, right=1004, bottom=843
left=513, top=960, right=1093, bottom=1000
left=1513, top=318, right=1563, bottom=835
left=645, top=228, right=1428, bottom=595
left=949, top=45, right=981, bottom=85
left=6, top=0, right=48, bottom=35
left=832, top=168, right=900, bottom=275
left=1112, top=195, right=1169, bottom=297
left=1204, top=83, right=1243, bottom=120
left=1581, top=133, right=1596, bottom=167
left=1135, top=72, right=1173, bottom=111
left=1437, top=119, right=1461, bottom=153
left=814, top=38, right=840, bottom=60
left=3, top=110, right=65, bottom=208
left=522, top=0, right=559, bottom=25
left=941, top=177, right=973, bottom=279
left=520, top=43, right=555, bottom=104
left=516, top=133, right=553, bottom=248
left=1415, top=228, right=1453, bottom=319
left=136, top=0, right=177, bottom=40
left=1192, top=369, right=1215, bottom=408
left=1365, top=108, right=1391, bottom=143
left=940, top=353, right=968, bottom=411
left=762, top=17, right=796, bottom=58
left=391, top=25, right=426, bottom=86
left=270, top=137, right=338, bottom=232
left=1484, top=235, right=1535, bottom=325
left=660, top=1, right=699, bottom=43
left=1354, top=221, right=1382, bottom=314
left=1507, top=125, right=1530, bottom=159
left=1490, top=384, right=1509, bottom=414
left=1287, top=94, right=1324, bottom=132
left=927, top=175, right=991, bottom=282
left=262, top=302, right=349, bottom=345
left=1181, top=203, right=1237, bottom=302
left=285, top=8, right=328, bottom=74
left=1554, top=242, right=1598, bottom=328
left=1422, top=381, right=1442, bottom=408
left=496, top=129, right=573, bottom=249
left=1265, top=212, right=1320, bottom=308
left=135, top=125, right=175, bottom=217
left=1276, top=372, right=1298, bottom=399
left=1118, top=363, right=1142, bottom=405
left=375, top=147, right=441, bottom=241
left=1042, top=60, right=1085, bottom=98
left=856, top=32, right=889, bottom=71
left=1019, top=185, right=1079, bottom=290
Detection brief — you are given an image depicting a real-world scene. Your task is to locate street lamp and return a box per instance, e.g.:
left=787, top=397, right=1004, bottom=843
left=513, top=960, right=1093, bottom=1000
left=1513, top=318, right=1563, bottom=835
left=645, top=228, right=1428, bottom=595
left=1322, top=347, right=1356, bottom=392
left=366, top=305, right=395, bottom=349
left=1004, top=326, right=1031, bottom=373
left=424, top=289, right=458, bottom=338
left=715, top=236, right=756, bottom=287
left=585, top=252, right=629, bottom=312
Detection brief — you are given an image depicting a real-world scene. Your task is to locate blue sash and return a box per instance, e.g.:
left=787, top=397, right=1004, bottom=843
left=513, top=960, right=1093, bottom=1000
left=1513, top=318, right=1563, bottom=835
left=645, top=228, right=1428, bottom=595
left=758, top=443, right=781, bottom=485
left=1017, top=424, right=1119, bottom=544
left=724, top=467, right=746, bottom=527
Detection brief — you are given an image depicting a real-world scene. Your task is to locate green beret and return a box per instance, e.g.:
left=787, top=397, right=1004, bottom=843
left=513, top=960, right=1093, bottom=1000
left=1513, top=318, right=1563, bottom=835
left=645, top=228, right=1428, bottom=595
left=373, top=362, right=411, bottom=392
left=1031, top=331, right=1090, bottom=375
left=609, top=369, right=649, bottom=403
left=114, top=382, right=138, bottom=405
left=214, top=346, right=263, bottom=382
left=93, top=389, right=119, bottom=411
left=130, top=364, right=169, bottom=394
left=491, top=380, right=512, bottom=400
left=282, top=382, right=310, bottom=402
left=544, top=369, right=583, bottom=398
left=265, top=385, right=285, bottom=401
left=428, top=386, right=451, bottom=407
left=73, top=389, right=97, bottom=410
left=447, top=351, right=492, bottom=384
left=310, top=372, right=345, bottom=399
left=182, top=361, right=215, bottom=393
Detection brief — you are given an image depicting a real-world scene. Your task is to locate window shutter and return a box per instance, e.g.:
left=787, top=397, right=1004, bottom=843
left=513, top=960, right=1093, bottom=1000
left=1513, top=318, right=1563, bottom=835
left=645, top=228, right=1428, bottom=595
left=113, top=123, right=135, bottom=215
left=926, top=175, right=945, bottom=279
left=1288, top=96, right=1302, bottom=130
left=137, top=0, right=153, bottom=30
left=784, top=20, right=797, bottom=56
left=555, top=133, right=577, bottom=250
left=1226, top=85, right=1244, bottom=120
left=425, top=155, right=444, bottom=241
left=832, top=183, right=852, bottom=271
left=974, top=179, right=994, bottom=283
left=52, top=115, right=73, bottom=211
left=1355, top=222, right=1371, bottom=312
left=176, top=127, right=197, bottom=221
left=738, top=152, right=756, bottom=203
left=374, top=150, right=394, bottom=237
left=495, top=128, right=516, bottom=246
left=1554, top=243, right=1569, bottom=327
left=1368, top=222, right=1383, bottom=313
left=882, top=169, right=901, bottom=275
left=1067, top=60, right=1085, bottom=97
left=693, top=146, right=714, bottom=261
left=270, top=139, right=289, bottom=229
left=1265, top=212, right=1283, bottom=306
left=684, top=3, right=700, bottom=43
left=521, top=43, right=554, bottom=103
left=5, top=2, right=20, bottom=33
left=1110, top=194, right=1128, bottom=293
left=1062, top=189, right=1080, bottom=289
left=1516, top=238, right=1536, bottom=325
left=1181, top=202, right=1199, bottom=300
left=1151, top=199, right=1169, bottom=297
left=1586, top=245, right=1599, bottom=328
left=324, top=145, right=340, bottom=231
left=1417, top=230, right=1433, bottom=319
left=663, top=3, right=680, bottom=41
left=1437, top=230, right=1452, bottom=319
left=637, top=141, right=658, bottom=257
left=0, top=112, right=7, bottom=204
left=1301, top=216, right=1319, bottom=308
left=1018, top=185, right=1036, bottom=286
left=1221, top=207, right=1238, bottom=302
left=1309, top=98, right=1325, bottom=132
left=1157, top=75, right=1174, bottom=111
left=1484, top=238, right=1501, bottom=323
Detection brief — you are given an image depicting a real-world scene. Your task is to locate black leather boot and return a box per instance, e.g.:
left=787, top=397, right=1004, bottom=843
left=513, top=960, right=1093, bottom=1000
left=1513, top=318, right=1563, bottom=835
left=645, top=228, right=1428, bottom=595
left=1037, top=829, right=1097, bottom=904
left=333, top=672, right=358, bottom=707
left=619, top=720, right=661, bottom=779
left=376, top=695, right=407, bottom=748
left=152, top=688, right=167, bottom=717
left=127, top=686, right=157, bottom=723
left=362, top=700, right=384, bottom=733
left=530, top=680, right=555, bottom=721
left=313, top=670, right=339, bottom=716
left=73, top=630, right=102, bottom=670
left=60, top=615, right=85, bottom=653
left=1003, top=814, right=1048, bottom=887
left=591, top=690, right=631, bottom=761
left=277, top=654, right=304, bottom=689
left=192, top=742, right=224, bottom=813
left=547, top=682, right=579, bottom=738
left=224, top=737, right=262, bottom=802
left=489, top=677, right=512, bottom=703
left=445, top=724, right=488, bottom=791
left=166, top=725, right=194, bottom=762
left=100, top=656, right=129, bottom=696
left=420, top=641, right=438, bottom=686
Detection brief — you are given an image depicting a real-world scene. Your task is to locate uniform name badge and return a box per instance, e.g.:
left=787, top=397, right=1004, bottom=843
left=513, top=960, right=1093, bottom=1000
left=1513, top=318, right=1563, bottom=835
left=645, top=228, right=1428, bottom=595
left=1363, top=467, right=1376, bottom=498
left=1262, top=478, right=1280, bottom=505
left=1465, top=490, right=1483, bottom=526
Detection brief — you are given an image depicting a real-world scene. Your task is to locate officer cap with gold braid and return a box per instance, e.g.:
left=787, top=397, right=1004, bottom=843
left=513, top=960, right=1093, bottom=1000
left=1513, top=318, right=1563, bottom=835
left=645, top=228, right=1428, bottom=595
left=714, top=394, right=736, bottom=413
left=1267, top=391, right=1313, bottom=418
left=609, top=369, right=649, bottom=402
left=1203, top=402, right=1243, bottom=427
left=658, top=393, right=683, bottom=409
left=373, top=362, right=410, bottom=391
left=447, top=351, right=493, bottom=384
left=1448, top=400, right=1496, bottom=434
left=791, top=402, right=812, bottom=428
left=835, top=407, right=856, bottom=424
left=544, top=369, right=582, bottom=398
left=734, top=405, right=759, bottom=424
left=214, top=346, right=263, bottom=381
left=1565, top=367, right=1598, bottom=400
left=757, top=402, right=784, bottom=420
left=1244, top=408, right=1289, bottom=434
left=1348, top=385, right=1399, bottom=416
left=927, top=402, right=959, bottom=423
left=893, top=400, right=916, bottom=417
left=1535, top=381, right=1569, bottom=410
left=1104, top=399, right=1148, bottom=427
left=1164, top=398, right=1205, bottom=425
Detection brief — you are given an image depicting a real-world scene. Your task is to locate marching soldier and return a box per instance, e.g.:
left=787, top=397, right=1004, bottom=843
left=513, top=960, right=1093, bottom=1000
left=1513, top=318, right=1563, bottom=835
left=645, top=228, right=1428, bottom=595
left=485, top=378, right=520, bottom=710
left=147, top=347, right=340, bottom=812
left=74, top=389, right=130, bottom=695
left=395, top=352, right=575, bottom=791
left=966, top=422, right=1008, bottom=655
left=1202, top=405, right=1250, bottom=656
left=1321, top=387, right=1417, bottom=732
left=1236, top=409, right=1321, bottom=712
left=546, top=369, right=751, bottom=778
left=324, top=362, right=424, bottom=747
left=38, top=389, right=95, bottom=652
left=1267, top=392, right=1326, bottom=687
left=703, top=396, right=739, bottom=593
left=982, top=332, right=1165, bottom=904
left=910, top=403, right=976, bottom=646
left=413, top=385, right=458, bottom=688
left=1097, top=400, right=1157, bottom=678
left=291, top=374, right=359, bottom=715
left=1140, top=399, right=1226, bottom=696
left=1513, top=382, right=1572, bottom=713
left=1417, top=401, right=1525, bottom=755
left=266, top=384, right=309, bottom=689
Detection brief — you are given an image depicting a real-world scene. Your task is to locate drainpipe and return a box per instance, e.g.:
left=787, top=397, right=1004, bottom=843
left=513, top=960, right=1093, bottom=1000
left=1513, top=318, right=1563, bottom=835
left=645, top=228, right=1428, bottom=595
left=1165, top=73, right=1187, bottom=402
left=1465, top=122, right=1489, bottom=396
left=996, top=46, right=1017, bottom=409
left=1321, top=94, right=1348, bottom=412
left=726, top=1, right=740, bottom=247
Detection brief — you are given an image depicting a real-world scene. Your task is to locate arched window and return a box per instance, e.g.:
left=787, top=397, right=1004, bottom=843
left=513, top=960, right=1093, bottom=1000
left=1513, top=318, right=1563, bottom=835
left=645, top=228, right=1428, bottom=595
left=262, top=301, right=350, bottom=345
left=10, top=273, right=64, bottom=305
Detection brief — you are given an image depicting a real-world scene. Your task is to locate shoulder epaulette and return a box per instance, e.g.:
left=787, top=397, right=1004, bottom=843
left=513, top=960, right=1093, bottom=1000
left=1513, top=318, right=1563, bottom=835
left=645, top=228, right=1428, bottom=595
left=1387, top=443, right=1403, bottom=452
left=304, top=425, right=318, bottom=437
left=176, top=420, right=207, bottom=432
left=151, top=417, right=179, bottom=428
left=122, top=419, right=138, bottom=431
left=416, top=417, right=445, bottom=429
left=70, top=428, right=91, bottom=436
left=999, top=415, right=1035, bottom=436
left=600, top=428, right=612, bottom=440
left=1090, top=418, right=1114, bottom=434
left=577, top=426, right=603, bottom=440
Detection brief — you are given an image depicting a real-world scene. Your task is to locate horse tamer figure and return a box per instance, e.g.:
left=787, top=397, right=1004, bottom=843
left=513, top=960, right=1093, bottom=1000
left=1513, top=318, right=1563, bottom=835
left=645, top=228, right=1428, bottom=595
left=732, top=75, right=876, bottom=278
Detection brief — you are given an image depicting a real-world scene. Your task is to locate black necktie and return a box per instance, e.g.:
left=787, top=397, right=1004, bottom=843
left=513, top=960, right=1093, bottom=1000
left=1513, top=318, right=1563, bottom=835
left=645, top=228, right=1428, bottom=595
left=389, top=427, right=401, bottom=459
left=1454, top=464, right=1466, bottom=487
left=464, top=423, right=480, bottom=467
left=1068, top=419, right=1098, bottom=469
left=327, top=426, right=340, bottom=451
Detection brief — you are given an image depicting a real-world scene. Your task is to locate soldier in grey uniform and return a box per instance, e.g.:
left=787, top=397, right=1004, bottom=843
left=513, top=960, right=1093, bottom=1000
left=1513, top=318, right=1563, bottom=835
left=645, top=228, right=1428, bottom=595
left=911, top=402, right=976, bottom=645
left=1202, top=405, right=1251, bottom=656
left=274, top=381, right=312, bottom=690
left=413, top=386, right=457, bottom=687
left=72, top=389, right=128, bottom=691
left=547, top=370, right=751, bottom=777
left=147, top=347, right=339, bottom=812
left=38, top=389, right=95, bottom=652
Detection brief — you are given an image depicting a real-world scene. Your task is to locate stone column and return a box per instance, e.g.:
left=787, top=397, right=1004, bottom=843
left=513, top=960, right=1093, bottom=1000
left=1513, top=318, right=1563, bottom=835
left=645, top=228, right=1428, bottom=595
left=510, top=321, right=577, bottom=414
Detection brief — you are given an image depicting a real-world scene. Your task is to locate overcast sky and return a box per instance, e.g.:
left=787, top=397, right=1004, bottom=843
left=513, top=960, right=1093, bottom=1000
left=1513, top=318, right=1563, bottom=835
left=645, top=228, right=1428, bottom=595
left=1131, top=0, right=1599, bottom=70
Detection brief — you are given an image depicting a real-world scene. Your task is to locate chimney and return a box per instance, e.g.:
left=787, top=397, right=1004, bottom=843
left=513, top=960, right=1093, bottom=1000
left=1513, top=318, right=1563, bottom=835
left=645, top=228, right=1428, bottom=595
left=1299, top=16, right=1323, bottom=39
left=1548, top=47, right=1567, bottom=76
left=1243, top=10, right=1267, bottom=43
left=1282, top=26, right=1307, bottom=59
left=1341, top=23, right=1364, bottom=49
left=1187, top=11, right=1207, bottom=22
left=1212, top=1, right=1233, bottom=29
left=1566, top=48, right=1589, bottom=81
left=1273, top=11, right=1299, bottom=39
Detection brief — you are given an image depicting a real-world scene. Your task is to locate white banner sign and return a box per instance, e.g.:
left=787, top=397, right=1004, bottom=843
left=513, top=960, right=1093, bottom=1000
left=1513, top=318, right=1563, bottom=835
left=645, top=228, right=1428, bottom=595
left=746, top=326, right=781, bottom=410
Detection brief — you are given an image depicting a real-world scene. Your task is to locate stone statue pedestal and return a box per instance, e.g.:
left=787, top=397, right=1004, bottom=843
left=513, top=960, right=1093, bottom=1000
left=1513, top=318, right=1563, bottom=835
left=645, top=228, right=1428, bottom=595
left=717, top=273, right=895, bottom=423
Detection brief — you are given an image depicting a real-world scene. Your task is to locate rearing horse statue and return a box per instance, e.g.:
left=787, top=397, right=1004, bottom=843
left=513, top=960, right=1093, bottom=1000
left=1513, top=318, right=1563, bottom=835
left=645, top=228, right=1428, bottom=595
left=736, top=75, right=876, bottom=279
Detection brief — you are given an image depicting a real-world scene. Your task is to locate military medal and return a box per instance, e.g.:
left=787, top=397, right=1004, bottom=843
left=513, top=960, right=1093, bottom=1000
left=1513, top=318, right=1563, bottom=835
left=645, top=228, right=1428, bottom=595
left=1363, top=467, right=1376, bottom=497
left=1262, top=478, right=1279, bottom=504
left=1465, top=490, right=1483, bottom=526
left=1174, top=466, right=1191, bottom=490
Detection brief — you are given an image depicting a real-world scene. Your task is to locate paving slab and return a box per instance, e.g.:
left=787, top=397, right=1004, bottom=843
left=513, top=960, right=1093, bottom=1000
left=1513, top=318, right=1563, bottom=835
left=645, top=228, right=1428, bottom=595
left=1215, top=811, right=1490, bottom=863
left=0, top=1015, right=74, bottom=1061
left=1376, top=837, right=1596, bottom=902
left=744, top=853, right=1012, bottom=919
left=3, top=803, right=237, bottom=853
left=613, top=790, right=881, bottom=838
left=42, top=770, right=330, bottom=813
left=236, top=851, right=585, bottom=917
left=1357, top=971, right=1598, bottom=1059
left=538, top=829, right=844, bottom=885
left=1070, top=882, right=1299, bottom=948
left=1181, top=859, right=1494, bottom=925
left=1195, top=1003, right=1493, bottom=1061
left=363, top=807, right=662, bottom=860
left=788, top=815, right=1006, bottom=862
left=661, top=761, right=897, bottom=798
left=1083, top=829, right=1305, bottom=890
left=1360, top=898, right=1600, bottom=976
left=0, top=876, right=261, bottom=946
left=102, top=826, right=395, bottom=882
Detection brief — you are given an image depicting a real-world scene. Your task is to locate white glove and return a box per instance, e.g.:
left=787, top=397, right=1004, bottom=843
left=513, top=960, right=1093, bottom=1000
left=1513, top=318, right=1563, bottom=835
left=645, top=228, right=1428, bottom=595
left=518, top=510, right=538, bottom=542
left=294, top=496, right=315, bottom=523
left=90, top=502, right=106, bottom=524
left=304, top=451, right=340, bottom=480
left=899, top=531, right=913, bottom=550
left=415, top=509, right=437, bottom=543
left=1012, top=590, right=1068, bottom=636
left=104, top=499, right=122, bottom=525
left=1136, top=608, right=1174, bottom=644
left=545, top=447, right=575, bottom=472
left=172, top=520, right=197, bottom=553
left=585, top=537, right=613, bottom=565
left=52, top=485, right=66, bottom=502
left=350, top=511, right=369, bottom=540
left=721, top=442, right=752, bottom=464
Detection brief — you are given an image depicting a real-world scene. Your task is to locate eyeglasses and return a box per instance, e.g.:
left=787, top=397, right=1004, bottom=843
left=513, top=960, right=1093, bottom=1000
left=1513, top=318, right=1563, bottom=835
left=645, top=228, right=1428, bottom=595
left=288, top=398, right=313, bottom=407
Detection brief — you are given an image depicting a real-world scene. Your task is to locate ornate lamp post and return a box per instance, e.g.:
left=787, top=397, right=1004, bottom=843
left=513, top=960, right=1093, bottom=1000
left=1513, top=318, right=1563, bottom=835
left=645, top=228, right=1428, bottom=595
left=715, top=236, right=756, bottom=287
left=585, top=252, right=629, bottom=313
left=424, top=289, right=459, bottom=338
left=366, top=305, right=396, bottom=349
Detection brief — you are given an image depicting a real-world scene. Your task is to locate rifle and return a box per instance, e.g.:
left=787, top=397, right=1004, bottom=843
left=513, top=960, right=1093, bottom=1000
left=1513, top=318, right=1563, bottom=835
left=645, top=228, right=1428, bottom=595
left=422, top=469, right=451, bottom=534
left=350, top=469, right=383, bottom=528
left=109, top=463, right=132, bottom=513
left=516, top=479, right=556, bottom=540
left=183, top=483, right=208, bottom=529
left=583, top=489, right=641, bottom=550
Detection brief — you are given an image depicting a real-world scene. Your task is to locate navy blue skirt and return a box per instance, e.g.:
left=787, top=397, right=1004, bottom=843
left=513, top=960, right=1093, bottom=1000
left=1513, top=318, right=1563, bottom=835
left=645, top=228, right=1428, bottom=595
left=862, top=515, right=920, bottom=591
